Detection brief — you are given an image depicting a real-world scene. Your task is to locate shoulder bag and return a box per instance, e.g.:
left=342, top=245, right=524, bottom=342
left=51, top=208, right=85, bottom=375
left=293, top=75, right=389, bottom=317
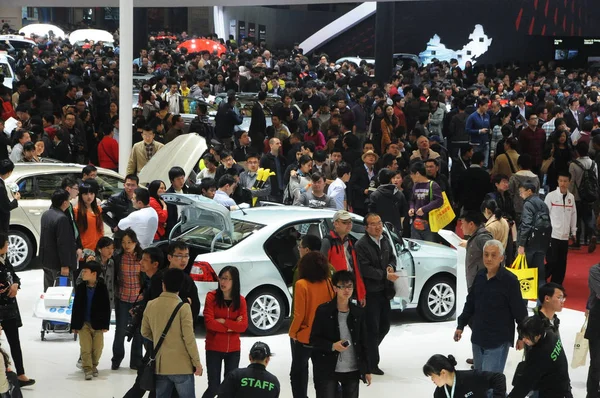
left=140, top=301, right=186, bottom=391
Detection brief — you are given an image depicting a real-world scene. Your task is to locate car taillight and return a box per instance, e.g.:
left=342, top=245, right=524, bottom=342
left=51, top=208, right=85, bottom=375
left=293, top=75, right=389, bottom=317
left=190, top=261, right=218, bottom=282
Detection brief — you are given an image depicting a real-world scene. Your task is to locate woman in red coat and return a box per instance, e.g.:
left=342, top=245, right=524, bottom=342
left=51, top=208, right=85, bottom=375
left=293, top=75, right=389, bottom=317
left=147, top=180, right=168, bottom=242
left=202, top=266, right=248, bottom=398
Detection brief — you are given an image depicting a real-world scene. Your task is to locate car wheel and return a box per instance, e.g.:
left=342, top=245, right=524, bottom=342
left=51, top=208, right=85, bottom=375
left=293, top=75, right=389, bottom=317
left=8, top=230, right=33, bottom=271
left=246, top=288, right=286, bottom=336
left=418, top=276, right=456, bottom=322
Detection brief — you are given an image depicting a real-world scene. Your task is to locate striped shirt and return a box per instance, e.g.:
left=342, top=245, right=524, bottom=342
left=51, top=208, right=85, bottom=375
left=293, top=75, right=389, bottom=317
left=118, top=252, right=142, bottom=303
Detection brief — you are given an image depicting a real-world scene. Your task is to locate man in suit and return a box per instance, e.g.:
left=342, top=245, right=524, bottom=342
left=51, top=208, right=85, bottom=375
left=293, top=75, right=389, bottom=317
left=165, top=167, right=190, bottom=238
left=349, top=150, right=378, bottom=216
left=40, top=189, right=78, bottom=291
left=0, top=160, right=19, bottom=234
left=565, top=97, right=583, bottom=133
left=249, top=92, right=267, bottom=154
left=126, top=127, right=164, bottom=176
left=456, top=151, right=492, bottom=212
left=260, top=138, right=287, bottom=203
left=511, top=93, right=532, bottom=128
left=141, top=268, right=203, bottom=396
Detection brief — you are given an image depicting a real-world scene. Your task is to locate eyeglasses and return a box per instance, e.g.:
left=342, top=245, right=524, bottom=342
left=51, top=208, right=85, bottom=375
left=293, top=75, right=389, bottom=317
left=219, top=277, right=232, bottom=282
left=557, top=296, right=567, bottom=303
left=336, top=285, right=354, bottom=291
left=172, top=254, right=190, bottom=259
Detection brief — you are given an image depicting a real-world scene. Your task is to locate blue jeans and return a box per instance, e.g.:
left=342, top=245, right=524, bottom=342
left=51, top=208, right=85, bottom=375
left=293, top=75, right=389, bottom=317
left=472, top=342, right=510, bottom=373
left=112, top=299, right=143, bottom=368
left=474, top=141, right=490, bottom=168
left=156, top=374, right=195, bottom=398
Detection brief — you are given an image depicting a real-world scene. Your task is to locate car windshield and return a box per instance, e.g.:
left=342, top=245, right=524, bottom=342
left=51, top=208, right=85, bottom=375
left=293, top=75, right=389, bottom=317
left=177, top=218, right=264, bottom=249
left=0, top=63, right=12, bottom=79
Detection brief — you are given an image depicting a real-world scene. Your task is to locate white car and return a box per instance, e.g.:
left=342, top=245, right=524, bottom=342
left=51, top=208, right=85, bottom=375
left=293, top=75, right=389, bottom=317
left=68, top=29, right=114, bottom=48
left=0, top=53, right=16, bottom=90
left=156, top=194, right=458, bottom=336
left=0, top=35, right=36, bottom=53
left=19, top=23, right=66, bottom=40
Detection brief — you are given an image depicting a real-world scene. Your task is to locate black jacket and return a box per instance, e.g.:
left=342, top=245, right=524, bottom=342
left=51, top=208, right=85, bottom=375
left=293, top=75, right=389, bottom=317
left=433, top=370, right=506, bottom=398
left=165, top=184, right=190, bottom=238
left=215, top=101, right=243, bottom=140
left=486, top=190, right=516, bottom=222
left=150, top=267, right=200, bottom=323
left=249, top=101, right=267, bottom=152
left=367, top=184, right=407, bottom=233
left=260, top=152, right=287, bottom=198
left=217, top=363, right=280, bottom=398
left=0, top=179, right=18, bottom=234
left=310, top=300, right=370, bottom=382
left=355, top=233, right=396, bottom=294
left=509, top=332, right=572, bottom=398
left=349, top=164, right=374, bottom=213
left=39, top=207, right=78, bottom=272
left=70, top=280, right=111, bottom=331
left=517, top=195, right=550, bottom=249
left=0, top=255, right=22, bottom=326
left=102, top=190, right=134, bottom=230
left=457, top=166, right=492, bottom=212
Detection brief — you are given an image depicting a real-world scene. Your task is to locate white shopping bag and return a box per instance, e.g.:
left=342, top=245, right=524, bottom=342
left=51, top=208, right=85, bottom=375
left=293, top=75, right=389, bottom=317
left=572, top=320, right=589, bottom=369
left=393, top=269, right=410, bottom=298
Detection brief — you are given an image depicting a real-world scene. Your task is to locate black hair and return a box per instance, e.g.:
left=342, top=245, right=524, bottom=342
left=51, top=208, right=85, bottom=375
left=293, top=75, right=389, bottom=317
left=147, top=180, right=165, bottom=204
left=517, top=153, right=532, bottom=170
left=332, top=270, right=354, bottom=287
left=220, top=150, right=233, bottom=160
left=133, top=187, right=150, bottom=206
left=422, top=354, right=457, bottom=377
left=518, top=315, right=545, bottom=341
left=82, top=165, right=97, bottom=177
left=300, top=234, right=322, bottom=251
left=142, top=247, right=165, bottom=270
left=461, top=210, right=483, bottom=225
left=60, top=176, right=78, bottom=190
left=539, top=282, right=565, bottom=304
left=492, top=173, right=509, bottom=185
left=121, top=228, right=143, bottom=259
left=0, top=159, right=14, bottom=175
left=95, top=236, right=114, bottom=253
left=471, top=151, right=485, bottom=165
left=481, top=198, right=503, bottom=220
left=200, top=178, right=217, bottom=194
left=313, top=150, right=327, bottom=163
left=218, top=174, right=235, bottom=188
left=381, top=153, right=397, bottom=168
left=409, top=161, right=426, bottom=176
left=298, top=154, right=313, bottom=167
left=215, top=265, right=241, bottom=311
left=311, top=172, right=325, bottom=183
left=168, top=166, right=186, bottom=182
left=378, top=168, right=396, bottom=185
left=576, top=141, right=589, bottom=157
left=0, top=232, right=7, bottom=248
left=51, top=189, right=70, bottom=208
left=336, top=162, right=351, bottom=178
left=163, top=268, right=184, bottom=293
left=76, top=183, right=103, bottom=234
left=557, top=171, right=571, bottom=180
left=297, top=251, right=330, bottom=283
left=125, top=174, right=140, bottom=185
left=301, top=140, right=316, bottom=154
left=168, top=240, right=189, bottom=256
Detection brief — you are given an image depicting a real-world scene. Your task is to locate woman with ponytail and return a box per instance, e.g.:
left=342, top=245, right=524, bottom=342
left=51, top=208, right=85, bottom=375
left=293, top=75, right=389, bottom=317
left=423, top=354, right=506, bottom=397
left=481, top=198, right=510, bottom=249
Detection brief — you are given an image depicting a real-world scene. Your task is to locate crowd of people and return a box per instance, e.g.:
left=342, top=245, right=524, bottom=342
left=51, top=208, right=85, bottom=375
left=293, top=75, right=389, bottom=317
left=2, top=24, right=600, bottom=397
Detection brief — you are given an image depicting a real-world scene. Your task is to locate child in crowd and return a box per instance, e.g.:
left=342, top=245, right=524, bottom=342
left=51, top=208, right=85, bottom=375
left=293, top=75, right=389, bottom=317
left=70, top=262, right=111, bottom=380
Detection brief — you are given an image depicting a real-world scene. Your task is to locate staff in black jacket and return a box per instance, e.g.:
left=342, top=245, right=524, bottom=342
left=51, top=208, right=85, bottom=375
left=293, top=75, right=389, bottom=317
left=0, top=160, right=19, bottom=234
left=423, top=354, right=506, bottom=398
left=0, top=232, right=35, bottom=386
left=249, top=92, right=267, bottom=154
left=310, top=270, right=372, bottom=397
left=508, top=316, right=573, bottom=398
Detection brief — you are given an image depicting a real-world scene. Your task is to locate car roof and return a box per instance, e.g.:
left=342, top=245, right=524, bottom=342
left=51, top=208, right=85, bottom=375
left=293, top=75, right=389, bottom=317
left=9, top=163, right=123, bottom=179
left=231, top=206, right=363, bottom=225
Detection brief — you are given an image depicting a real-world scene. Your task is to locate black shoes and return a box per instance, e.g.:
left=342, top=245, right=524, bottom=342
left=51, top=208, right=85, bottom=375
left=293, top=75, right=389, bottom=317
left=19, top=379, right=35, bottom=387
left=370, top=367, right=384, bottom=375
left=111, top=362, right=120, bottom=371
left=589, top=236, right=597, bottom=253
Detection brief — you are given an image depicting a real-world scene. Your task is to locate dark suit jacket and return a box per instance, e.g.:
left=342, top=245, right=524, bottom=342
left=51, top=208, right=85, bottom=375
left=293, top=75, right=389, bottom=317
left=511, top=105, right=532, bottom=124
left=70, top=280, right=111, bottom=331
left=349, top=164, right=374, bottom=213
left=565, top=109, right=583, bottom=133
left=458, top=166, right=493, bottom=212
left=39, top=207, right=77, bottom=271
left=249, top=102, right=267, bottom=153
left=0, top=179, right=17, bottom=234
left=165, top=185, right=189, bottom=239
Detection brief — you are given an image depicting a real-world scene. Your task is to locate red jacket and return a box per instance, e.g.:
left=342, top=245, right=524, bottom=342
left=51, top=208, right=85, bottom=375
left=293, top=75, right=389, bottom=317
left=98, top=136, right=119, bottom=170
left=149, top=197, right=168, bottom=240
left=204, top=290, right=248, bottom=353
left=324, top=231, right=366, bottom=303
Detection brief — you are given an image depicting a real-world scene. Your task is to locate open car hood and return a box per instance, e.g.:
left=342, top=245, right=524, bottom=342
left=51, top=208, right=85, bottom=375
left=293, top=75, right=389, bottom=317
left=161, top=193, right=233, bottom=240
left=138, top=133, right=207, bottom=186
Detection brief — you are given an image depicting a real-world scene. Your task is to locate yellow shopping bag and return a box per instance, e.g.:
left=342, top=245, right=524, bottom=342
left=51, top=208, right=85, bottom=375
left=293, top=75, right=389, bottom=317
left=507, top=254, right=538, bottom=300
left=429, top=192, right=456, bottom=232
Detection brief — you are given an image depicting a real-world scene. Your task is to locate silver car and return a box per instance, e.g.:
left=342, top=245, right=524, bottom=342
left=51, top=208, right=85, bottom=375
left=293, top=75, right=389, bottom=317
left=5, top=163, right=124, bottom=271
left=157, top=194, right=457, bottom=336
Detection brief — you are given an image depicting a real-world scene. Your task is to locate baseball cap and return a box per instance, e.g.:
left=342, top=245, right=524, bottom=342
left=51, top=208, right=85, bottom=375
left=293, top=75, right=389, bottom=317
left=250, top=341, right=274, bottom=360
left=333, top=210, right=352, bottom=222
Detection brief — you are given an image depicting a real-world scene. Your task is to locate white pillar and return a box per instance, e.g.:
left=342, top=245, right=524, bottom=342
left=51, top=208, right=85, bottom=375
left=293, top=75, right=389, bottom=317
left=118, top=0, right=134, bottom=176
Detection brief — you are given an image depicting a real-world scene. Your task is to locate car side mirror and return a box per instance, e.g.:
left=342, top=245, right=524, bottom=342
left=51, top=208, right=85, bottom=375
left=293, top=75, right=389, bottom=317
left=408, top=241, right=421, bottom=252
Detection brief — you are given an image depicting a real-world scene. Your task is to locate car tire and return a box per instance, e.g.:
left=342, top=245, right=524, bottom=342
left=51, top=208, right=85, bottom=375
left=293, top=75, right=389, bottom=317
left=418, top=276, right=456, bottom=322
left=246, top=288, right=286, bottom=336
left=8, top=230, right=34, bottom=272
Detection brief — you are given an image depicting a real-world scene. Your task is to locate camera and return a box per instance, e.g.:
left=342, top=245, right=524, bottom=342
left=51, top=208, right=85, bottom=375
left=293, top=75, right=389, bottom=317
left=125, top=303, right=145, bottom=342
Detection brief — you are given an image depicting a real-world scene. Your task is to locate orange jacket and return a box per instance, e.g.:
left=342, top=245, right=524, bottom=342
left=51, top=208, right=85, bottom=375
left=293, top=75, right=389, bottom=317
left=324, top=231, right=367, bottom=304
left=289, top=279, right=335, bottom=344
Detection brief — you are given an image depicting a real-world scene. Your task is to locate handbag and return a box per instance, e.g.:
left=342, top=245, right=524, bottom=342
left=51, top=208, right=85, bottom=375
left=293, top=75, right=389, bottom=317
left=428, top=191, right=456, bottom=232
left=506, top=254, right=538, bottom=300
left=511, top=352, right=526, bottom=387
left=140, top=301, right=186, bottom=391
left=2, top=371, right=23, bottom=398
left=540, top=156, right=554, bottom=174
left=572, top=319, right=589, bottom=369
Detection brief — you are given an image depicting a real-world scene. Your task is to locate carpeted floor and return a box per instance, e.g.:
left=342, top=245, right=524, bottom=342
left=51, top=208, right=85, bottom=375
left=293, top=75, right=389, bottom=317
left=562, top=246, right=600, bottom=311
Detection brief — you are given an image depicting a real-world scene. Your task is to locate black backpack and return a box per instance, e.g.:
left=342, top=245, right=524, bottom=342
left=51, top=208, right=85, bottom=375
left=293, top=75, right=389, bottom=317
left=528, top=210, right=552, bottom=249
left=573, top=160, right=599, bottom=203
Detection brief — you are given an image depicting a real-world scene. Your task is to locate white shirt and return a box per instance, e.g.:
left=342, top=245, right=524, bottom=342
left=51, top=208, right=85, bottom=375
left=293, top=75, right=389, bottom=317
left=544, top=188, right=577, bottom=240
left=118, top=207, right=159, bottom=249
left=327, top=178, right=346, bottom=210
left=214, top=190, right=236, bottom=209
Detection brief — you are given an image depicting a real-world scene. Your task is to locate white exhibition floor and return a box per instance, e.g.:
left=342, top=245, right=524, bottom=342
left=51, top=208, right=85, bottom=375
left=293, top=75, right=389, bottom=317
left=11, top=269, right=590, bottom=397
